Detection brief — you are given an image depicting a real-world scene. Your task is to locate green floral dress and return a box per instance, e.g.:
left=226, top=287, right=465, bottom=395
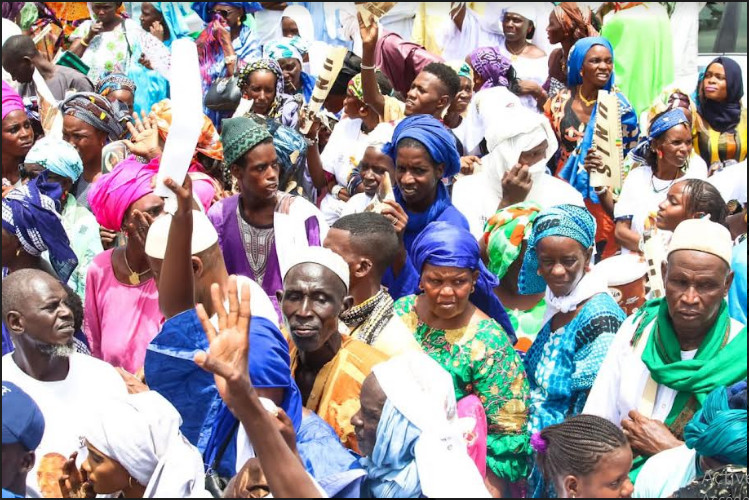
left=393, top=295, right=531, bottom=482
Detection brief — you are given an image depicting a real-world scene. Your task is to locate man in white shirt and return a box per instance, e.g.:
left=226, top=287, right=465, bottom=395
left=324, top=212, right=421, bottom=357
left=2, top=269, right=127, bottom=497
left=583, top=218, right=747, bottom=474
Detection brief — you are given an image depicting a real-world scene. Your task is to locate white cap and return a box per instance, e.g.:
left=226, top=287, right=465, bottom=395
left=145, top=210, right=219, bottom=259
left=283, top=246, right=350, bottom=292
left=668, top=218, right=733, bottom=266
left=594, top=254, right=648, bottom=286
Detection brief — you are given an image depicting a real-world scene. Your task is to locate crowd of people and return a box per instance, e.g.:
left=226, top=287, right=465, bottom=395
left=1, top=2, right=747, bottom=499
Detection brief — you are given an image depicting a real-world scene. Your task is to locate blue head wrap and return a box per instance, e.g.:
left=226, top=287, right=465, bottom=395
left=360, top=399, right=422, bottom=498
left=150, top=3, right=196, bottom=45
left=384, top=114, right=461, bottom=179
left=567, top=36, right=615, bottom=91
left=520, top=204, right=597, bottom=295
left=410, top=221, right=517, bottom=340
left=628, top=108, right=691, bottom=166
left=411, top=221, right=479, bottom=273
left=684, top=383, right=747, bottom=466
left=264, top=38, right=303, bottom=62
left=1, top=176, right=78, bottom=282
left=191, top=2, right=263, bottom=22
left=25, top=137, right=83, bottom=182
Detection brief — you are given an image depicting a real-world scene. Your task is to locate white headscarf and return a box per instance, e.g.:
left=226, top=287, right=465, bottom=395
left=85, top=391, right=208, bottom=498
left=462, top=86, right=523, bottom=154
left=281, top=5, right=315, bottom=43
left=483, top=107, right=558, bottom=200
left=371, top=352, right=490, bottom=498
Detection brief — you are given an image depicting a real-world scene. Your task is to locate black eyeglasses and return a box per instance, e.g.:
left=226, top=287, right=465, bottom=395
left=212, top=9, right=231, bottom=19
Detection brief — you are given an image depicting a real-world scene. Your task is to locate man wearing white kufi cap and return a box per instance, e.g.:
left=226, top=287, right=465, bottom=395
left=584, top=218, right=747, bottom=476
left=140, top=177, right=303, bottom=483
left=279, top=246, right=389, bottom=453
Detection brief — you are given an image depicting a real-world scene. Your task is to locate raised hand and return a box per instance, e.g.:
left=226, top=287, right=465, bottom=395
left=123, top=111, right=161, bottom=160
left=357, top=11, right=379, bottom=49
left=500, top=163, right=533, bottom=208
left=149, top=20, right=165, bottom=41
left=460, top=155, right=482, bottom=176
left=380, top=199, right=408, bottom=240
left=194, top=276, right=253, bottom=411
left=126, top=209, right=155, bottom=249
left=163, top=175, right=193, bottom=216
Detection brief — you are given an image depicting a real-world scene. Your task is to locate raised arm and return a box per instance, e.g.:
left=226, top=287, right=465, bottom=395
left=194, top=278, right=321, bottom=498
left=358, top=12, right=386, bottom=118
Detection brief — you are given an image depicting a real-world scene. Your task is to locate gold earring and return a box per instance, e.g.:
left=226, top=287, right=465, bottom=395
left=15, top=248, right=22, bottom=257
left=128, top=476, right=137, bottom=489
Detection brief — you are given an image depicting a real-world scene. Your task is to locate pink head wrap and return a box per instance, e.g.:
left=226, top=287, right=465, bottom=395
left=89, top=155, right=217, bottom=231
left=2, top=81, right=25, bottom=121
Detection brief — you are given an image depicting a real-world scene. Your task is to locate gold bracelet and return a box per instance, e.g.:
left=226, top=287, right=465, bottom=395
left=80, top=38, right=89, bottom=47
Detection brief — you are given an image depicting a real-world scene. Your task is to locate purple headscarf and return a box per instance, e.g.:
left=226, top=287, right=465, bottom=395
left=469, top=47, right=512, bottom=90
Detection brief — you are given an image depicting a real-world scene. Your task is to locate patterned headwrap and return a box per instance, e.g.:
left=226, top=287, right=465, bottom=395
left=553, top=2, right=598, bottom=41
left=646, top=87, right=696, bottom=127
left=384, top=114, right=461, bottom=178
left=220, top=116, right=272, bottom=167
left=150, top=99, right=223, bottom=162
left=286, top=35, right=309, bottom=58
left=347, top=73, right=364, bottom=101
left=96, top=72, right=137, bottom=97
left=59, top=92, right=128, bottom=142
left=628, top=108, right=690, bottom=168
left=237, top=59, right=287, bottom=118
left=2, top=80, right=25, bottom=121
left=468, top=47, right=512, bottom=90
left=263, top=39, right=303, bottom=63
left=25, top=137, right=83, bottom=182
left=87, top=156, right=159, bottom=231
left=684, top=382, right=747, bottom=466
left=447, top=61, right=473, bottom=82
left=2, top=176, right=78, bottom=282
left=191, top=2, right=262, bottom=22
left=567, top=37, right=614, bottom=90
left=520, top=204, right=596, bottom=295
left=484, top=202, right=542, bottom=280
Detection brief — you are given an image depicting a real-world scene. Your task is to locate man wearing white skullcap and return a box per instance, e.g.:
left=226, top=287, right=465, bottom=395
left=584, top=218, right=747, bottom=477
left=278, top=245, right=389, bottom=453
left=140, top=177, right=304, bottom=483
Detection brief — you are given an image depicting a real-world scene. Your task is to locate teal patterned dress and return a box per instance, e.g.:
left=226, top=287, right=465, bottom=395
left=394, top=294, right=531, bottom=482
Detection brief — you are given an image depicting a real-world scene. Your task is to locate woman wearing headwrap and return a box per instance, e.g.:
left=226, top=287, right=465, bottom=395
left=140, top=2, right=198, bottom=47
left=391, top=222, right=531, bottom=493
left=84, top=156, right=164, bottom=373
left=24, top=137, right=102, bottom=301
left=484, top=203, right=547, bottom=355
left=96, top=72, right=137, bottom=115
left=693, top=57, right=747, bottom=174
left=467, top=46, right=516, bottom=93
left=544, top=2, right=598, bottom=100
left=2, top=175, right=78, bottom=283
left=380, top=114, right=516, bottom=337
left=69, top=2, right=171, bottom=114
left=522, top=204, right=625, bottom=437
left=443, top=61, right=474, bottom=149
left=615, top=109, right=708, bottom=254
left=498, top=6, right=548, bottom=112
left=280, top=5, right=314, bottom=42
left=2, top=80, right=34, bottom=194
left=546, top=36, right=639, bottom=259
left=453, top=106, right=583, bottom=239
left=236, top=58, right=300, bottom=129
left=263, top=38, right=316, bottom=104
left=63, top=391, right=210, bottom=498
left=60, top=92, right=128, bottom=209
left=353, top=352, right=491, bottom=497
left=634, top=381, right=747, bottom=498
left=193, top=2, right=263, bottom=127
left=208, top=116, right=328, bottom=321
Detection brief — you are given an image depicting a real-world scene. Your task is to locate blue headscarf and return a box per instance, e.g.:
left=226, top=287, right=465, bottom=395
left=567, top=36, right=615, bottom=91
left=411, top=221, right=516, bottom=340
left=628, top=108, right=690, bottom=167
left=191, top=2, right=263, bottom=22
left=520, top=204, right=597, bottom=295
left=25, top=137, right=83, bottom=182
left=384, top=115, right=462, bottom=240
left=361, top=399, right=422, bottom=498
left=684, top=381, right=747, bottom=467
left=384, top=114, right=461, bottom=179
left=150, top=3, right=196, bottom=46
left=1, top=176, right=78, bottom=282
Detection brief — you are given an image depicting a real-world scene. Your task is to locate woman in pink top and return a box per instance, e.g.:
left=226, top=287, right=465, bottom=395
left=84, top=156, right=215, bottom=372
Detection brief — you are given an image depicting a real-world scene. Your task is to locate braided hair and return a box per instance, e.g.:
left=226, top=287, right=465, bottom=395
left=678, top=179, right=728, bottom=226
left=534, top=414, right=628, bottom=488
